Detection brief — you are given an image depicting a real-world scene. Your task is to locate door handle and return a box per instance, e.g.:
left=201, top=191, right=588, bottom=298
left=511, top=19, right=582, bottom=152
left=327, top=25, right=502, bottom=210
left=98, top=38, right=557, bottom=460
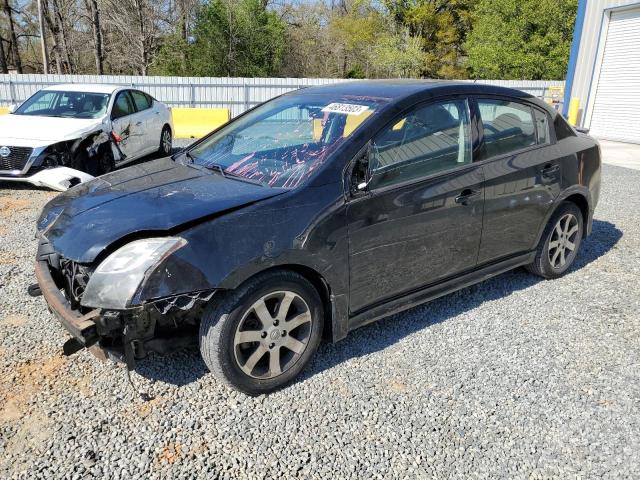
left=135, top=121, right=143, bottom=126
left=454, top=189, right=480, bottom=205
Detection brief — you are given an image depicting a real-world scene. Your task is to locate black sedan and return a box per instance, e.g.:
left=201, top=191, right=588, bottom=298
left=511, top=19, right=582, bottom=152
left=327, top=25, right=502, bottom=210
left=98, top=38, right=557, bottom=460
left=33, top=81, right=601, bottom=394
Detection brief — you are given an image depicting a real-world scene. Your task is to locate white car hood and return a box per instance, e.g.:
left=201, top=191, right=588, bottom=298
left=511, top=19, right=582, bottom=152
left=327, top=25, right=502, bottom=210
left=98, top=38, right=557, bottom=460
left=0, top=114, right=107, bottom=148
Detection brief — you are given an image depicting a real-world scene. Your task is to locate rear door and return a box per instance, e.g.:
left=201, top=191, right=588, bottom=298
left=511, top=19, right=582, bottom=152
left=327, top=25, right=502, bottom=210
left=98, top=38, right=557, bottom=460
left=474, top=97, right=561, bottom=264
left=130, top=90, right=158, bottom=153
left=347, top=97, right=485, bottom=313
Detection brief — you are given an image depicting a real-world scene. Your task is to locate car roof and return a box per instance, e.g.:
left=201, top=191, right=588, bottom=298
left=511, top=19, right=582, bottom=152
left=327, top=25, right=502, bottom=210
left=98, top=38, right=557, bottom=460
left=41, top=83, right=124, bottom=94
left=296, top=79, right=534, bottom=102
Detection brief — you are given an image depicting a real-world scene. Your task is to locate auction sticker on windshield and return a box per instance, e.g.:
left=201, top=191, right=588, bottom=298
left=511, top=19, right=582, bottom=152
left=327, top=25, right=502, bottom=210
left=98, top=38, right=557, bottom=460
left=321, top=103, right=370, bottom=115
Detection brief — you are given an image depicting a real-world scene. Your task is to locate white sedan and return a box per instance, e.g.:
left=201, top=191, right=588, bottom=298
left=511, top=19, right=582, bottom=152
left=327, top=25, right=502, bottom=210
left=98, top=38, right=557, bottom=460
left=0, top=84, right=173, bottom=191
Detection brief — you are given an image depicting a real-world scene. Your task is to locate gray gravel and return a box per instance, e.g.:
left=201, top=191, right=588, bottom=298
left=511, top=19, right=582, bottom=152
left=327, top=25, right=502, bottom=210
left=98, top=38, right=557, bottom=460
left=1, top=163, right=639, bottom=479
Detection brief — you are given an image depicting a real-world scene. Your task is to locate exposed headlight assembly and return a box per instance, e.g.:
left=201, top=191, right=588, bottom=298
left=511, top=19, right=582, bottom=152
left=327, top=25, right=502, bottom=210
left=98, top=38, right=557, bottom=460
left=81, top=237, right=187, bottom=309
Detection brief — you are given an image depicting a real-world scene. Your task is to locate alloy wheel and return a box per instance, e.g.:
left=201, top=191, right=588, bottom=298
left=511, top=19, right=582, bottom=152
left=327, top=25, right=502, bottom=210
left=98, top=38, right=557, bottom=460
left=233, top=291, right=313, bottom=379
left=548, top=213, right=579, bottom=269
left=161, top=129, right=172, bottom=154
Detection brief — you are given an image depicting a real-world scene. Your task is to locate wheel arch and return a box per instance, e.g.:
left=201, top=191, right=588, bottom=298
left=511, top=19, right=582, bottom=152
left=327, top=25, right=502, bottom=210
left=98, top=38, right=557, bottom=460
left=564, top=193, right=589, bottom=236
left=227, top=264, right=339, bottom=343
left=534, top=187, right=592, bottom=248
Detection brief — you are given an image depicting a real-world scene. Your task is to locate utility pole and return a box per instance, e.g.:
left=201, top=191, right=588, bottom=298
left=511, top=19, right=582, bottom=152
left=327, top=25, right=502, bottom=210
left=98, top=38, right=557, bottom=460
left=37, top=0, right=50, bottom=74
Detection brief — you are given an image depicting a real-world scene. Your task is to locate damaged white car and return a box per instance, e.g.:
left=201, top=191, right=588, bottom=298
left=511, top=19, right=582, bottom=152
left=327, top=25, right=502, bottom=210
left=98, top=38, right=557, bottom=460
left=0, top=84, right=173, bottom=191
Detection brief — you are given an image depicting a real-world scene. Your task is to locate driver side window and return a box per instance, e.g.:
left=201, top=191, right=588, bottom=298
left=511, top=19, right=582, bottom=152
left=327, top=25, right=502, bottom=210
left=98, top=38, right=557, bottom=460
left=112, top=91, right=134, bottom=119
left=369, top=99, right=472, bottom=189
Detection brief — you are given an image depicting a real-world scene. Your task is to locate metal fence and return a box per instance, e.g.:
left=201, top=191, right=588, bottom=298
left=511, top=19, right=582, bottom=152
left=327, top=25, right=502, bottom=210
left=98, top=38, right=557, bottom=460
left=0, top=74, right=564, bottom=117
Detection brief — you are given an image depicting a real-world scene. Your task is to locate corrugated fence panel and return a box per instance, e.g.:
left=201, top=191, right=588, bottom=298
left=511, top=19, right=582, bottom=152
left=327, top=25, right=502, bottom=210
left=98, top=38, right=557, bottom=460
left=0, top=74, right=563, bottom=117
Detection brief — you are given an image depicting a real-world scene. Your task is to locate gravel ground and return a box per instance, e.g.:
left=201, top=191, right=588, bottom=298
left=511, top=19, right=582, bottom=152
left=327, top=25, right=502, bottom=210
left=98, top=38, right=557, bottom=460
left=0, top=163, right=639, bottom=479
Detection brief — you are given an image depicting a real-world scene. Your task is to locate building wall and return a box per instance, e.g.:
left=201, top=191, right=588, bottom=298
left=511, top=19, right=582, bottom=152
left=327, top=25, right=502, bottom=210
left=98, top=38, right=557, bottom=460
left=567, top=0, right=640, bottom=126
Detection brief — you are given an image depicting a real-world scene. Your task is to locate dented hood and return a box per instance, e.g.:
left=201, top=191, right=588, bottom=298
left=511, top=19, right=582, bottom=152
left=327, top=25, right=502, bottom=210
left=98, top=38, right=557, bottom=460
left=0, top=113, right=105, bottom=147
left=38, top=157, right=286, bottom=263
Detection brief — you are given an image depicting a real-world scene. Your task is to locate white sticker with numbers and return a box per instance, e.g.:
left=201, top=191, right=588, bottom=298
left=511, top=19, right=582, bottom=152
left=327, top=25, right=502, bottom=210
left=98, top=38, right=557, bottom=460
left=321, top=103, right=370, bottom=115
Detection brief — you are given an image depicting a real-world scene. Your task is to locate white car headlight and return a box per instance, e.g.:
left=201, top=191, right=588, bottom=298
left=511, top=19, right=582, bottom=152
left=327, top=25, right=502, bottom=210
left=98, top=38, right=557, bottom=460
left=81, top=237, right=187, bottom=309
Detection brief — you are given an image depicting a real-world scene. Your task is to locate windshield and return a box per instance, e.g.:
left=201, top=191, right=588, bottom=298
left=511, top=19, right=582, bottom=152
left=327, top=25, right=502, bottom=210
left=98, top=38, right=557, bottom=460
left=186, top=94, right=388, bottom=189
left=15, top=90, right=110, bottom=119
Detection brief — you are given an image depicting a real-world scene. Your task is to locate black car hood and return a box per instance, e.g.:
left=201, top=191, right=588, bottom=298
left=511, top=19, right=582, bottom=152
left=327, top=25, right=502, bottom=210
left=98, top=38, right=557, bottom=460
left=39, top=158, right=285, bottom=263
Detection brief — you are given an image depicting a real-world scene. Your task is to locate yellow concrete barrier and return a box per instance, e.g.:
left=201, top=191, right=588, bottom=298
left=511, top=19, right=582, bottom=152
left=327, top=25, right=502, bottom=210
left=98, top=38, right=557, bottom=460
left=313, top=110, right=374, bottom=140
left=0, top=107, right=9, bottom=115
left=171, top=107, right=230, bottom=139
left=567, top=97, right=580, bottom=126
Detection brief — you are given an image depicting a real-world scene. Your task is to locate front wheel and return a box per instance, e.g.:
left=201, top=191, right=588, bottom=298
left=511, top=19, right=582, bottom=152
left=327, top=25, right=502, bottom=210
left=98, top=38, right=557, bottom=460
left=158, top=125, right=172, bottom=156
left=527, top=201, right=584, bottom=279
left=199, top=271, right=323, bottom=395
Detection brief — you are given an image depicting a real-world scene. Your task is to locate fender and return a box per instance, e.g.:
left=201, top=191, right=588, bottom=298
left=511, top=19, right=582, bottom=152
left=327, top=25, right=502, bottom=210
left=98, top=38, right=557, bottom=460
left=135, top=247, right=351, bottom=343
left=532, top=185, right=593, bottom=248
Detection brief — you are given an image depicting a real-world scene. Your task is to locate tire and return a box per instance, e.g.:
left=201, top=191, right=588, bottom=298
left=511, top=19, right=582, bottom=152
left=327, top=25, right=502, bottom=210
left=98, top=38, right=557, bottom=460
left=199, top=270, right=324, bottom=395
left=526, top=201, right=584, bottom=279
left=158, top=125, right=172, bottom=156
left=96, top=146, right=115, bottom=176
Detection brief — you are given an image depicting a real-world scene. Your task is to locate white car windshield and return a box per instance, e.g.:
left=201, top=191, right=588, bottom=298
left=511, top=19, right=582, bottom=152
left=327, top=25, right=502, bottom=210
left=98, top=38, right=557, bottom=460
left=187, top=94, right=388, bottom=189
left=15, top=90, right=110, bottom=119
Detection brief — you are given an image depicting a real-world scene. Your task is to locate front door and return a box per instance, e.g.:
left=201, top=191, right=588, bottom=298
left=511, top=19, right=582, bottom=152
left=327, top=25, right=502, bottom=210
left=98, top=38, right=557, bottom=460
left=347, top=98, right=485, bottom=313
left=110, top=90, right=141, bottom=162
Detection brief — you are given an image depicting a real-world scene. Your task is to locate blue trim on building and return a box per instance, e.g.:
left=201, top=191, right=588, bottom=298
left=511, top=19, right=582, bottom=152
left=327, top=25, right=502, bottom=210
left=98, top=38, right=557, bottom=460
left=563, top=0, right=588, bottom=116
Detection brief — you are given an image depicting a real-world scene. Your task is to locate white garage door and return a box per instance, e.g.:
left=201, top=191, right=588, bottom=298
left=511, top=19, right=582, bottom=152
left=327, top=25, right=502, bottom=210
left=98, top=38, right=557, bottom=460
left=589, top=8, right=640, bottom=143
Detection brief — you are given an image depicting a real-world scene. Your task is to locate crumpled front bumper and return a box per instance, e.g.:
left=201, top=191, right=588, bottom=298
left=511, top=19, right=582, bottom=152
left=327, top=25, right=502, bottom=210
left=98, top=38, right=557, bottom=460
left=34, top=259, right=100, bottom=346
left=1, top=166, right=95, bottom=191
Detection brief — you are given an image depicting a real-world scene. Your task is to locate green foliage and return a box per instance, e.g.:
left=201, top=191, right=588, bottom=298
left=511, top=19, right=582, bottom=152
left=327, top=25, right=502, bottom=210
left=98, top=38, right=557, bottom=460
left=465, top=0, right=577, bottom=79
left=383, top=0, right=477, bottom=78
left=154, top=0, right=287, bottom=77
left=346, top=65, right=366, bottom=79
left=151, top=32, right=192, bottom=76
left=149, top=0, right=577, bottom=80
left=373, top=33, right=424, bottom=78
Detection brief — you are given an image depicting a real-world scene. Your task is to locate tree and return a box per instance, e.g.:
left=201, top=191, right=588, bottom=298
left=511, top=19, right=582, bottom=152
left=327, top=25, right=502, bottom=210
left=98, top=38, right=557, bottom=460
left=102, top=0, right=164, bottom=75
left=187, top=0, right=287, bottom=77
left=373, top=33, right=424, bottom=78
left=328, top=2, right=385, bottom=78
left=465, top=0, right=577, bottom=79
left=42, top=0, right=76, bottom=73
left=83, top=0, right=104, bottom=74
left=0, top=35, right=8, bottom=73
left=2, top=0, right=23, bottom=72
left=384, top=0, right=477, bottom=78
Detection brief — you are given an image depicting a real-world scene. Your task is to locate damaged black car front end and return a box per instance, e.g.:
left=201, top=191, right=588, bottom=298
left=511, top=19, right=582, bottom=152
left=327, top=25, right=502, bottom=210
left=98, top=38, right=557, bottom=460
left=34, top=235, right=215, bottom=367
left=30, top=151, right=295, bottom=374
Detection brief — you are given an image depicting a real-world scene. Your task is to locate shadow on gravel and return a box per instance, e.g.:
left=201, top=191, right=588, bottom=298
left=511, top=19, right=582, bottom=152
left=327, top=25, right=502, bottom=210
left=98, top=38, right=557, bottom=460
left=136, top=219, right=622, bottom=388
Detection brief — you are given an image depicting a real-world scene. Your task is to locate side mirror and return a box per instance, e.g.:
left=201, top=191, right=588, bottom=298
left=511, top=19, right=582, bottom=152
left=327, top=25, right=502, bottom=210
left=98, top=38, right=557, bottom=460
left=350, top=145, right=372, bottom=196
left=7, top=104, right=17, bottom=113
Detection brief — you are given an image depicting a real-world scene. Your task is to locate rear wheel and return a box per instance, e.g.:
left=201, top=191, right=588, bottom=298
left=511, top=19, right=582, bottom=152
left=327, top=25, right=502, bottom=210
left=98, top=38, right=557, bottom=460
left=527, top=201, right=583, bottom=279
left=159, top=125, right=172, bottom=156
left=199, top=271, right=323, bottom=395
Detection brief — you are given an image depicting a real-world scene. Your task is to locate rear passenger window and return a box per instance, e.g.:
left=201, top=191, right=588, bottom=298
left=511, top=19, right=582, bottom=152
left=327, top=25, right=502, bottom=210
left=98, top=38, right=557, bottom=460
left=534, top=109, right=550, bottom=144
left=478, top=99, right=536, bottom=159
left=131, top=90, right=152, bottom=111
left=370, top=99, right=472, bottom=189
